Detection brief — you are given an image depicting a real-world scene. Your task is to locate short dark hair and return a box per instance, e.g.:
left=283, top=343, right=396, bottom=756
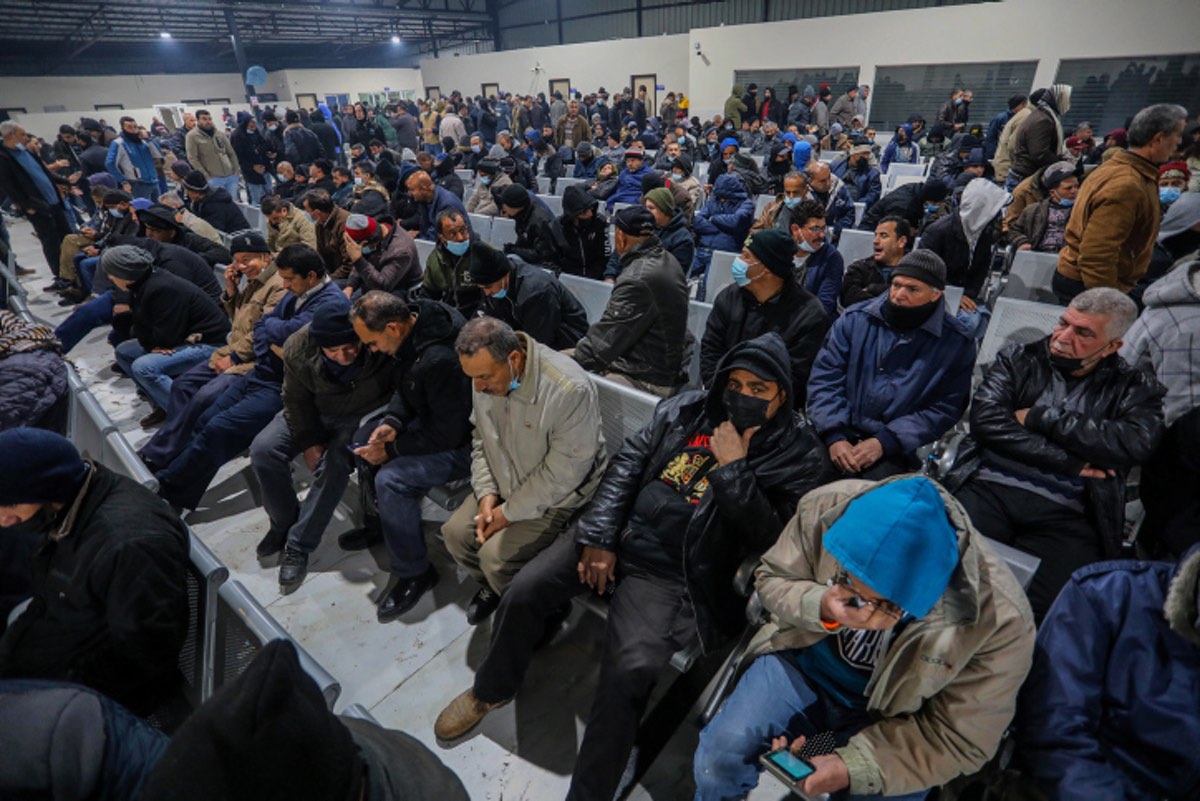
left=877, top=215, right=912, bottom=249
left=791, top=199, right=827, bottom=226
left=311, top=158, right=332, bottom=175
left=455, top=316, right=520, bottom=363
left=332, top=166, right=351, bottom=180
left=354, top=161, right=375, bottom=177
left=302, top=189, right=334, bottom=213
left=350, top=290, right=413, bottom=331
left=369, top=139, right=385, bottom=149
left=119, top=115, right=136, bottom=126
left=196, top=109, right=212, bottom=119
left=275, top=243, right=327, bottom=278
left=260, top=195, right=288, bottom=215
left=285, top=110, right=300, bottom=125
left=436, top=208, right=466, bottom=235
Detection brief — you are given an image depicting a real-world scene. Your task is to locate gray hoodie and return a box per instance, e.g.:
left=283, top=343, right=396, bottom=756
left=1121, top=259, right=1200, bottom=426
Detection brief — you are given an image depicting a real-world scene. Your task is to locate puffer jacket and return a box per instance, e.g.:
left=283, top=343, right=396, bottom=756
left=0, top=465, right=189, bottom=717
left=210, top=263, right=287, bottom=375
left=185, top=125, right=239, bottom=179
left=281, top=325, right=396, bottom=450
left=794, top=240, right=845, bottom=320
left=190, top=187, right=250, bottom=234
left=605, top=163, right=654, bottom=211
left=575, top=334, right=832, bottom=651
left=807, top=293, right=975, bottom=459
left=701, top=277, right=828, bottom=406
left=346, top=223, right=421, bottom=294
left=507, top=201, right=569, bottom=267
left=694, top=174, right=754, bottom=253
left=831, top=159, right=882, bottom=211
left=267, top=205, right=318, bottom=252
left=1015, top=556, right=1200, bottom=801
left=0, top=310, right=66, bottom=432
left=230, top=113, right=269, bottom=186
left=574, top=236, right=690, bottom=389
left=944, top=339, right=1165, bottom=558
left=480, top=261, right=588, bottom=350
left=751, top=477, right=1036, bottom=796
left=470, top=332, right=608, bottom=522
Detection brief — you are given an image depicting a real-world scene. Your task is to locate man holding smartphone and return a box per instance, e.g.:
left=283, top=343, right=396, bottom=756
left=694, top=476, right=1036, bottom=800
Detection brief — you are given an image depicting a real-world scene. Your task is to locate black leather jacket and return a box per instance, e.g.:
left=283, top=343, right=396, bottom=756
left=945, top=339, right=1165, bottom=557
left=574, top=335, right=833, bottom=651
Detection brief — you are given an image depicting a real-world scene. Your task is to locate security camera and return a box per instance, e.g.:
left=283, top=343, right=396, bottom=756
left=694, top=42, right=701, bottom=52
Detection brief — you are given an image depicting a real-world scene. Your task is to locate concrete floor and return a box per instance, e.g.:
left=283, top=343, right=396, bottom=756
left=7, top=215, right=792, bottom=801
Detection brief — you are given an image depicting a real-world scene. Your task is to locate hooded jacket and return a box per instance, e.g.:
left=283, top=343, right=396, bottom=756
left=560, top=186, right=610, bottom=280
left=1122, top=261, right=1200, bottom=428
left=880, top=125, right=920, bottom=173
left=1016, top=554, right=1200, bottom=801
left=480, top=261, right=589, bottom=350
left=605, top=161, right=654, bottom=211
left=724, top=85, right=748, bottom=128
left=346, top=222, right=421, bottom=294
left=190, top=187, right=251, bottom=234
left=127, top=268, right=230, bottom=350
left=807, top=293, right=975, bottom=459
left=470, top=332, right=608, bottom=523
left=993, top=105, right=1034, bottom=181
left=750, top=477, right=1035, bottom=796
left=944, top=338, right=1165, bottom=558
left=507, top=199, right=569, bottom=267
left=1010, top=92, right=1067, bottom=180
left=230, top=113, right=270, bottom=185
left=0, top=464, right=190, bottom=717
left=575, top=334, right=832, bottom=651
left=918, top=178, right=1007, bottom=300
left=185, top=124, right=239, bottom=180
left=694, top=173, right=754, bottom=253
left=574, top=236, right=690, bottom=388
left=701, top=274, right=829, bottom=407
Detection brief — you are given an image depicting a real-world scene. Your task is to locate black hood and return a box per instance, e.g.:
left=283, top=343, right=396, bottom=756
left=704, top=332, right=794, bottom=428
left=561, top=183, right=598, bottom=218
left=405, top=297, right=466, bottom=355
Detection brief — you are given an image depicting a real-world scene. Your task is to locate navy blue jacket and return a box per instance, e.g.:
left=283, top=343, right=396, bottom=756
left=812, top=182, right=856, bottom=242
left=831, top=159, right=882, bottom=212
left=796, top=241, right=844, bottom=320
left=252, top=280, right=348, bottom=384
left=693, top=173, right=754, bottom=253
left=1017, top=559, right=1200, bottom=801
left=605, top=162, right=654, bottom=211
left=417, top=185, right=468, bottom=241
left=806, top=293, right=974, bottom=458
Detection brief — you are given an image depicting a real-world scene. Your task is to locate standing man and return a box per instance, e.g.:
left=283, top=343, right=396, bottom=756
left=105, top=116, right=164, bottom=201
left=442, top=317, right=608, bottom=625
left=0, top=121, right=72, bottom=275
left=1055, top=104, right=1188, bottom=302
left=186, top=109, right=241, bottom=201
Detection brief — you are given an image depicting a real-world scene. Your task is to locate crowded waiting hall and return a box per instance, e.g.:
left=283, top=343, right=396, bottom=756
left=2, top=0, right=1200, bottom=798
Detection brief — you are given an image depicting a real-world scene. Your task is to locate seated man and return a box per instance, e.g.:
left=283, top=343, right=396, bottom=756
left=701, top=228, right=828, bottom=407
left=470, top=242, right=589, bottom=350
left=788, top=198, right=845, bottom=319
left=498, top=183, right=569, bottom=268
left=831, top=144, right=882, bottom=213
left=138, top=203, right=232, bottom=268
left=804, top=161, right=856, bottom=243
left=181, top=170, right=250, bottom=233
left=1008, top=163, right=1079, bottom=253
left=330, top=166, right=354, bottom=208
left=750, top=170, right=810, bottom=234
left=639, top=186, right=694, bottom=283
left=0, top=429, right=189, bottom=717
left=405, top=169, right=468, bottom=242
left=859, top=177, right=947, bottom=234
left=465, top=157, right=509, bottom=217
left=107, top=246, right=231, bottom=422
left=946, top=288, right=1164, bottom=617
left=1015, top=548, right=1200, bottom=800
left=421, top=209, right=484, bottom=317
left=573, top=207, right=691, bottom=398
left=808, top=251, right=974, bottom=478
left=605, top=143, right=653, bottom=211
left=154, top=244, right=348, bottom=513
left=342, top=213, right=421, bottom=297
left=302, top=189, right=353, bottom=281
left=841, top=215, right=911, bottom=308
left=693, top=476, right=1035, bottom=800
left=251, top=303, right=395, bottom=592
left=345, top=292, right=474, bottom=620
left=560, top=184, right=611, bottom=280
left=0, top=310, right=68, bottom=434
left=693, top=173, right=755, bottom=286
left=435, top=334, right=832, bottom=800
left=262, top=194, right=317, bottom=252
left=442, top=317, right=608, bottom=625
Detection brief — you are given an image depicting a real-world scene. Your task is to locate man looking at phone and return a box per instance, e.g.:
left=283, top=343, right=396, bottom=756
left=693, top=476, right=1035, bottom=800
left=435, top=334, right=830, bottom=801
left=249, top=303, right=395, bottom=593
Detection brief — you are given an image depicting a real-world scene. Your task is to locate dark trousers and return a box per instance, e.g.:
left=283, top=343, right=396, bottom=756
left=473, top=533, right=696, bottom=801
left=54, top=291, right=113, bottom=354
left=28, top=206, right=71, bottom=275
left=955, top=477, right=1101, bottom=619
left=1051, top=271, right=1087, bottom=306
left=155, top=375, right=283, bottom=510
left=1140, top=407, right=1200, bottom=558
left=140, top=363, right=240, bottom=471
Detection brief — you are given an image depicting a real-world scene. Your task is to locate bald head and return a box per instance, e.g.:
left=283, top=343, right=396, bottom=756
left=806, top=161, right=832, bottom=193
left=406, top=170, right=435, bottom=202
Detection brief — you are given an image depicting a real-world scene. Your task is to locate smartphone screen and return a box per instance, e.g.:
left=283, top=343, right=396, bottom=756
left=765, top=749, right=815, bottom=782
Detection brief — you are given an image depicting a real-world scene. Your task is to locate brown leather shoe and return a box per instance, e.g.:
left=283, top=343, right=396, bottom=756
left=434, top=688, right=510, bottom=741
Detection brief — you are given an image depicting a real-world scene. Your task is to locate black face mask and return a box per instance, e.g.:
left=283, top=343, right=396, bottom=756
left=5, top=506, right=58, bottom=539
left=881, top=298, right=941, bottom=330
left=724, top=388, right=775, bottom=432
left=1048, top=352, right=1085, bottom=374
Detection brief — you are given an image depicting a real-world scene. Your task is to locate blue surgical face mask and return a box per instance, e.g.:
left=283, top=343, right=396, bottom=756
left=354, top=177, right=363, bottom=186
left=471, top=144, right=482, bottom=153
left=923, top=202, right=939, bottom=215
left=507, top=357, right=521, bottom=392
left=1160, top=187, right=1182, bottom=205
left=1056, top=197, right=1075, bottom=207
left=731, top=257, right=755, bottom=287
left=305, top=212, right=316, bottom=223
left=14, top=143, right=26, bottom=152
left=276, top=174, right=287, bottom=183
left=798, top=239, right=817, bottom=253
left=480, top=176, right=492, bottom=186
left=492, top=288, right=508, bottom=300
left=783, top=196, right=802, bottom=209
left=361, top=245, right=374, bottom=255
left=267, top=124, right=279, bottom=132
left=108, top=208, right=123, bottom=218
left=671, top=172, right=684, bottom=182
left=445, top=238, right=470, bottom=256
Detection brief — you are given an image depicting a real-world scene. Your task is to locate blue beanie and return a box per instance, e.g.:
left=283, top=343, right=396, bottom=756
left=823, top=478, right=959, bottom=618
left=793, top=141, right=813, bottom=170
left=0, top=429, right=90, bottom=506
left=781, top=132, right=798, bottom=145
left=720, top=137, right=740, bottom=151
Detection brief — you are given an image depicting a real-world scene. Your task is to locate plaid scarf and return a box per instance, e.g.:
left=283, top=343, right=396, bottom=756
left=0, top=310, right=61, bottom=358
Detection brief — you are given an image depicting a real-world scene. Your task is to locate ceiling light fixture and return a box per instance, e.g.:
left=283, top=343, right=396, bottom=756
left=391, top=35, right=401, bottom=44
left=160, top=31, right=172, bottom=38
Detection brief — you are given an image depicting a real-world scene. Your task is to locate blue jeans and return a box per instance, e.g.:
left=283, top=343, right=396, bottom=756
left=78, top=255, right=100, bottom=294
left=54, top=290, right=113, bottom=353
left=372, top=445, right=470, bottom=577
left=250, top=411, right=360, bottom=553
left=246, top=181, right=268, bottom=205
left=113, top=340, right=218, bottom=411
left=209, top=174, right=241, bottom=202
left=128, top=180, right=159, bottom=201
left=155, top=375, right=283, bottom=510
left=139, top=363, right=240, bottom=471
left=422, top=143, right=443, bottom=156
left=694, top=653, right=930, bottom=801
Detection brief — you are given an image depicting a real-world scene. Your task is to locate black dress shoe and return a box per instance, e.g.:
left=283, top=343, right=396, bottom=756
left=377, top=566, right=439, bottom=622
left=338, top=522, right=383, bottom=551
left=255, top=528, right=288, bottom=559
left=139, top=407, right=166, bottom=428
left=465, top=586, right=501, bottom=625
left=279, top=547, right=308, bottom=592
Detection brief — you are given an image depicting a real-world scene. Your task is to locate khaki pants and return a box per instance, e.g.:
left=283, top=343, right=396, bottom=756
left=441, top=494, right=576, bottom=594
left=601, top=370, right=678, bottom=399
left=58, top=233, right=92, bottom=282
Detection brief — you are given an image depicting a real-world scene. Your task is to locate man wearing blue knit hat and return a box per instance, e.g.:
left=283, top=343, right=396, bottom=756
left=694, top=476, right=1035, bottom=800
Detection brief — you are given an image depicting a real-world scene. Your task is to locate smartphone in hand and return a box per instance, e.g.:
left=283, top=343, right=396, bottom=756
left=760, top=749, right=816, bottom=793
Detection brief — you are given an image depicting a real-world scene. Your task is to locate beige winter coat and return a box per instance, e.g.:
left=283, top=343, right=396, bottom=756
left=750, top=477, right=1036, bottom=797
left=209, top=263, right=287, bottom=375
left=465, top=172, right=511, bottom=217
left=469, top=332, right=608, bottom=523
left=267, top=206, right=318, bottom=253
left=992, top=106, right=1032, bottom=181
left=185, top=126, right=240, bottom=179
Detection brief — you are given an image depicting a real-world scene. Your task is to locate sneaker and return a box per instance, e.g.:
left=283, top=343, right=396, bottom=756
left=465, top=586, right=501, bottom=625
left=338, top=522, right=383, bottom=551
left=434, top=688, right=510, bottom=742
left=255, top=528, right=288, bottom=559
left=278, top=547, right=308, bottom=592
left=139, top=407, right=166, bottom=428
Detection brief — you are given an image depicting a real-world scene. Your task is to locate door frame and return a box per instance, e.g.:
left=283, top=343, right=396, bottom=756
left=481, top=82, right=500, bottom=101
left=295, top=93, right=319, bottom=111
left=630, top=73, right=656, bottom=118
left=425, top=86, right=441, bottom=100
left=549, top=78, right=571, bottom=101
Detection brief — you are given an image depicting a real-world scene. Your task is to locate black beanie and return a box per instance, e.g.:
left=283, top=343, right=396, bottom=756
left=673, top=153, right=693, bottom=176
left=0, top=429, right=89, bottom=506
left=891, top=249, right=947, bottom=290
left=640, top=172, right=665, bottom=194
left=182, top=170, right=209, bottom=192
left=309, top=304, right=358, bottom=347
left=614, top=205, right=655, bottom=236
left=477, top=157, right=500, bottom=176
left=229, top=231, right=271, bottom=255
left=500, top=183, right=529, bottom=209
left=745, top=228, right=798, bottom=278
left=138, top=640, right=363, bottom=801
left=920, top=179, right=949, bottom=202
left=469, top=242, right=512, bottom=285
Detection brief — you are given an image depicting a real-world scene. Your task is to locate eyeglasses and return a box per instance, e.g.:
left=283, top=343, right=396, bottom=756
left=802, top=225, right=827, bottom=235
left=835, top=571, right=904, bottom=618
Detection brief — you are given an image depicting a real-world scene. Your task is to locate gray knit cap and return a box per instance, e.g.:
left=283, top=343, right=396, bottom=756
left=100, top=244, right=154, bottom=282
left=891, top=249, right=947, bottom=290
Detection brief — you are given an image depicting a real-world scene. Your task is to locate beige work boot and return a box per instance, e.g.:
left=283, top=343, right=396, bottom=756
left=434, top=687, right=510, bottom=741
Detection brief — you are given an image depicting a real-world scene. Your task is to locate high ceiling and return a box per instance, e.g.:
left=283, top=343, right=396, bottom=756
left=0, top=0, right=498, bottom=73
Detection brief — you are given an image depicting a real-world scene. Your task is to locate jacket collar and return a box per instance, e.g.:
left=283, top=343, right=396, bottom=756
left=863, top=292, right=946, bottom=337
left=508, top=331, right=541, bottom=403
left=51, top=462, right=96, bottom=542
left=1114, top=147, right=1162, bottom=183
